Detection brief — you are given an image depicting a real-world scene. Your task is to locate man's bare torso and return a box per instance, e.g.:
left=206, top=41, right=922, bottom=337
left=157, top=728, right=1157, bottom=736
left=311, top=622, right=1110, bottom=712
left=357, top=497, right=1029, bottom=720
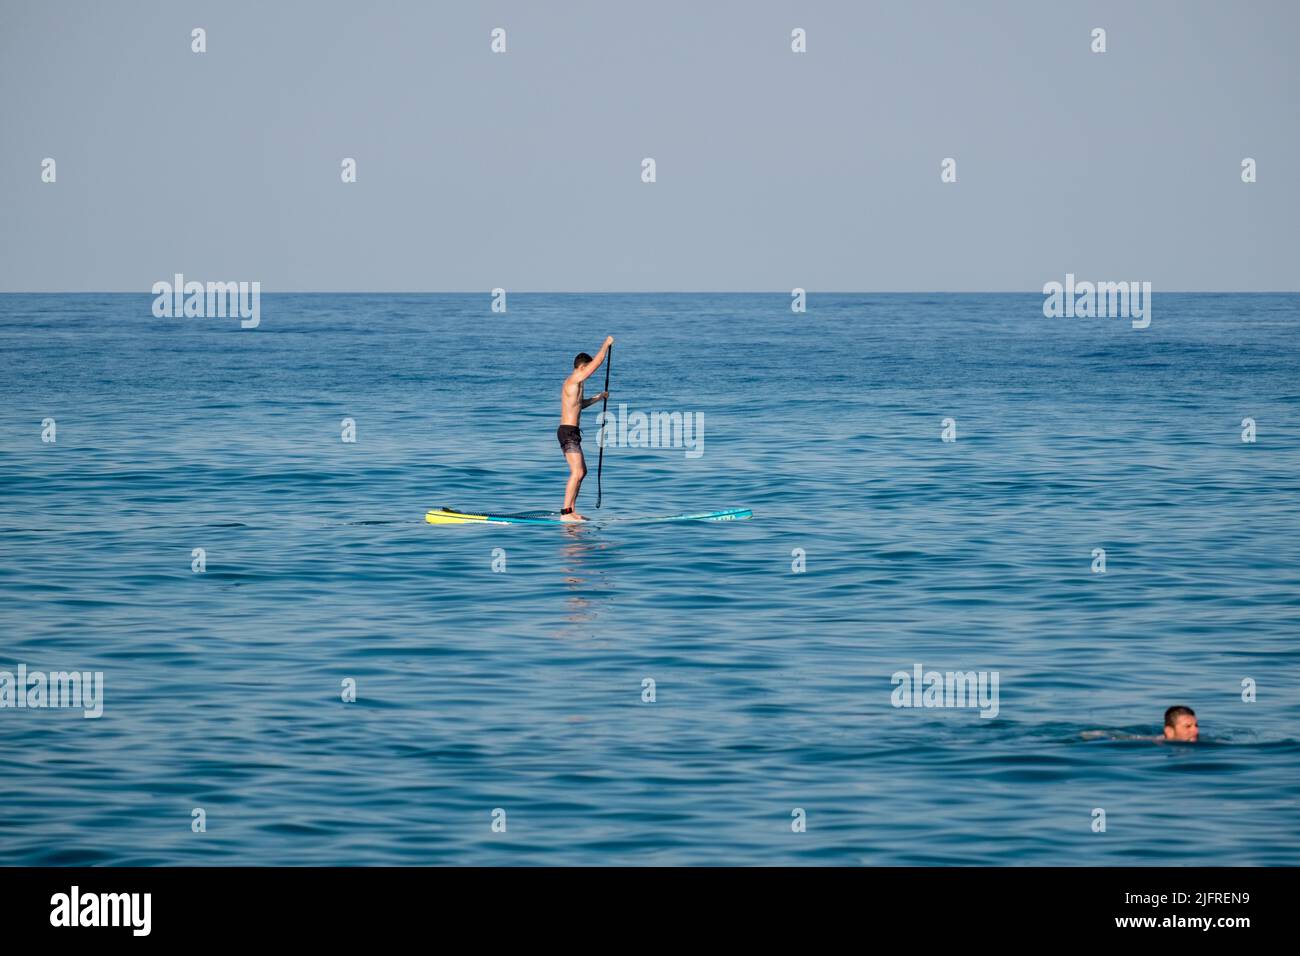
left=560, top=375, right=584, bottom=427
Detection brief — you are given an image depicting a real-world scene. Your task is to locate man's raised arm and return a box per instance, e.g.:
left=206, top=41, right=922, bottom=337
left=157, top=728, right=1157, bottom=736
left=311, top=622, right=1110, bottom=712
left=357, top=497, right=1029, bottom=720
left=572, top=336, right=614, bottom=382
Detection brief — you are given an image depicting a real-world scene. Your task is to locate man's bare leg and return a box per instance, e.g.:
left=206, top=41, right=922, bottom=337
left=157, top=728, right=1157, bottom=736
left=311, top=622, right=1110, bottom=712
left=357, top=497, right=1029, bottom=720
left=562, top=450, right=587, bottom=521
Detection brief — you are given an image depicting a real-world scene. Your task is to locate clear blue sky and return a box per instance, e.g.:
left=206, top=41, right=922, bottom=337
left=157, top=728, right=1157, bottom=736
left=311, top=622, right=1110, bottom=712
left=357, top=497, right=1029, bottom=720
left=1, top=0, right=1296, bottom=291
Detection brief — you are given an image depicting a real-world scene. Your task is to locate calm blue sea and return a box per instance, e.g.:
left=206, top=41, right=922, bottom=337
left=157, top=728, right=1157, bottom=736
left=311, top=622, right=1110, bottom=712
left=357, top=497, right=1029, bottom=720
left=1, top=292, right=1298, bottom=865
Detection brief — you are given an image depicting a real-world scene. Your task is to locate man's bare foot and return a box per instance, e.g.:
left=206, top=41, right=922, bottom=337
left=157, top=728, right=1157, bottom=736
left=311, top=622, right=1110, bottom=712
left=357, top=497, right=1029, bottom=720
left=560, top=511, right=586, bottom=522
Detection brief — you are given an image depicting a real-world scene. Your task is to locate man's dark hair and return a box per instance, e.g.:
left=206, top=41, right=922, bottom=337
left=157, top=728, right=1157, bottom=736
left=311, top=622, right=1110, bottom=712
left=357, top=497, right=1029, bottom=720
left=1164, top=706, right=1195, bottom=727
left=573, top=352, right=593, bottom=369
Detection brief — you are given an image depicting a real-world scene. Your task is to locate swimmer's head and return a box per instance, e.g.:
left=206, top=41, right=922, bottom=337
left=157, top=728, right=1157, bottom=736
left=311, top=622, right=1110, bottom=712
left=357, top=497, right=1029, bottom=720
left=1163, top=706, right=1198, bottom=743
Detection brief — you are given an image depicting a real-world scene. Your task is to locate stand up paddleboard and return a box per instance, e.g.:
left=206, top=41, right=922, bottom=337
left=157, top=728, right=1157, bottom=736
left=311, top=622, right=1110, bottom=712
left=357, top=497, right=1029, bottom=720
left=426, top=507, right=752, bottom=525
left=428, top=346, right=752, bottom=527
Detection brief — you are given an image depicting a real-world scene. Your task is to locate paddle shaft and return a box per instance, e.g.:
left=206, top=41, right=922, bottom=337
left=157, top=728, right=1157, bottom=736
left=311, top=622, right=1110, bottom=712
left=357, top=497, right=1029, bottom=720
left=596, top=344, right=612, bottom=508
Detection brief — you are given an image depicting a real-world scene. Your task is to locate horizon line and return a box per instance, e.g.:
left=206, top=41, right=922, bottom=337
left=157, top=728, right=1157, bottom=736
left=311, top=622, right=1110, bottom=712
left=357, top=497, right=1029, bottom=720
left=3, top=289, right=1299, bottom=296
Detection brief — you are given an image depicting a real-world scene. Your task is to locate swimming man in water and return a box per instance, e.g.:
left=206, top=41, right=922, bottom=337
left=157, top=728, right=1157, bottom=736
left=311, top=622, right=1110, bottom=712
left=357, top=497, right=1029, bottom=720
left=1161, top=705, right=1199, bottom=742
left=1081, top=705, right=1200, bottom=743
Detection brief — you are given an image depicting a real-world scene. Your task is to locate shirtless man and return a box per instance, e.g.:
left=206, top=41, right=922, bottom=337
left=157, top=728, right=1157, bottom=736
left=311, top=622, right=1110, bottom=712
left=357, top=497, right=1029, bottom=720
left=557, top=336, right=613, bottom=521
left=1081, top=705, right=1200, bottom=743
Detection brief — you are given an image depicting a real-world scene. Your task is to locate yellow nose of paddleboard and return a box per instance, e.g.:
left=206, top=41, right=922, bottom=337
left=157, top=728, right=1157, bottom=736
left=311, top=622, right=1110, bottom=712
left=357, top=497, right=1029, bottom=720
left=425, top=508, right=487, bottom=524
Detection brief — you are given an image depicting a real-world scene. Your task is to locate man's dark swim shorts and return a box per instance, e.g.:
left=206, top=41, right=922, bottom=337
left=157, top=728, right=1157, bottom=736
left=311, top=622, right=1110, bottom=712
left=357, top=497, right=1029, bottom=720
left=557, top=424, right=582, bottom=455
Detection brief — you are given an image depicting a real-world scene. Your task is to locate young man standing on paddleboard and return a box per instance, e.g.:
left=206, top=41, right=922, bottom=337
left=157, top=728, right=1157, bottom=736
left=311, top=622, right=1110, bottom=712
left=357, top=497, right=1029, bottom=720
left=558, top=336, right=613, bottom=521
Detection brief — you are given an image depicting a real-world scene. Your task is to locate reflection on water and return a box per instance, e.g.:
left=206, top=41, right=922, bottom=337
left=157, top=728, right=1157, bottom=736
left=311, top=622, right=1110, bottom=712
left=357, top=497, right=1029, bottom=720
left=560, top=526, right=604, bottom=629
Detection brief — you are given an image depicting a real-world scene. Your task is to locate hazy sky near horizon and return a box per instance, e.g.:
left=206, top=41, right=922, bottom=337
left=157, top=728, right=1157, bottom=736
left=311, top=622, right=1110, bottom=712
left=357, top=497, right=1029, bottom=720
left=1, top=0, right=1297, bottom=292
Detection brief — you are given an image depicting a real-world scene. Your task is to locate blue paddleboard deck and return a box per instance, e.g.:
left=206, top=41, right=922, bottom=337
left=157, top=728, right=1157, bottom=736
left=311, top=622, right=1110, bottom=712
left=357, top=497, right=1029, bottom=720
left=426, top=507, right=753, bottom=525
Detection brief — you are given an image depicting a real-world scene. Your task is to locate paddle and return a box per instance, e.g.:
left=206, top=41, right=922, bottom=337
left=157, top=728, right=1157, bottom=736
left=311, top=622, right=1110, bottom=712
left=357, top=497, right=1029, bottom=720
left=596, top=343, right=612, bottom=508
